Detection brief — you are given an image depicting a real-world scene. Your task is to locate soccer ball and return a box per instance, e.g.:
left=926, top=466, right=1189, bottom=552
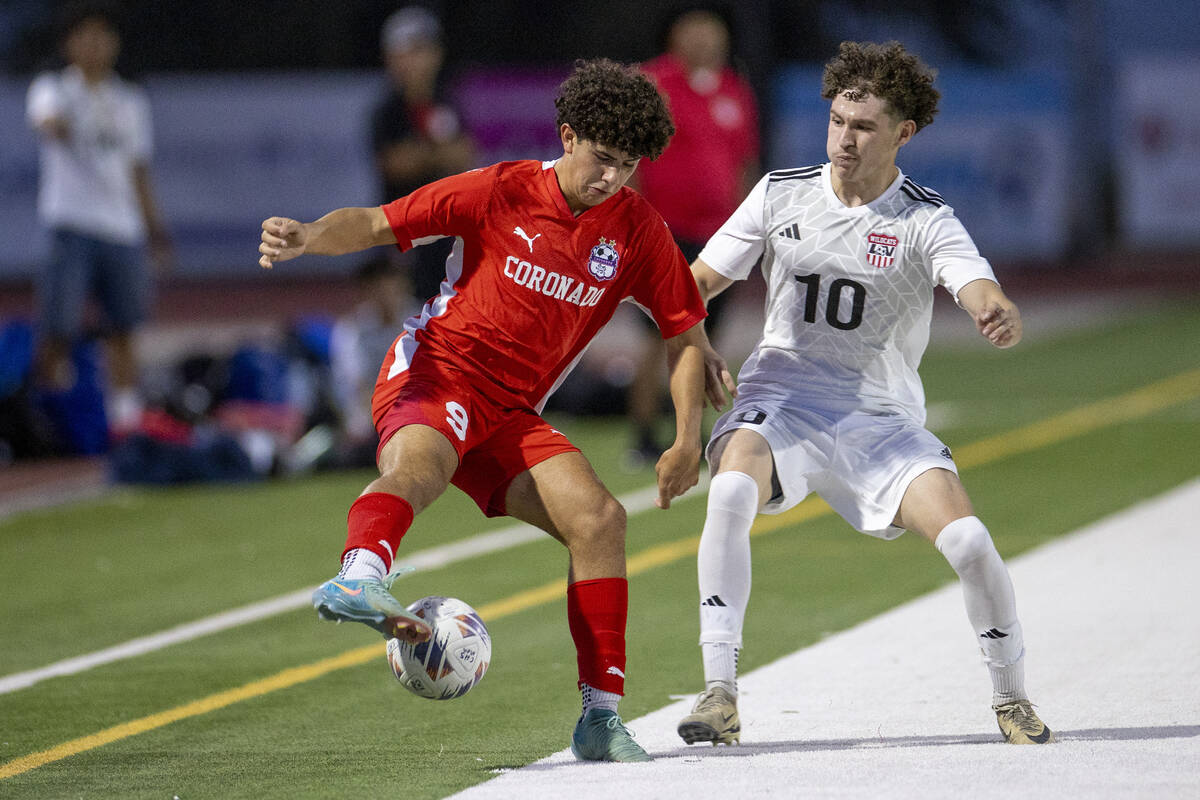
left=386, top=596, right=491, bottom=700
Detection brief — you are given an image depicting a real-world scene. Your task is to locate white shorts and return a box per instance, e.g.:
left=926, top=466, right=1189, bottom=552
left=707, top=387, right=957, bottom=539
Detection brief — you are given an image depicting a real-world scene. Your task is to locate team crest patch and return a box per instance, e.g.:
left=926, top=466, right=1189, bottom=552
left=587, top=238, right=620, bottom=281
left=866, top=232, right=899, bottom=268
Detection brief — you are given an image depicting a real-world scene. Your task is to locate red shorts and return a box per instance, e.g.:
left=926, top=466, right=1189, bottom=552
left=373, top=339, right=578, bottom=517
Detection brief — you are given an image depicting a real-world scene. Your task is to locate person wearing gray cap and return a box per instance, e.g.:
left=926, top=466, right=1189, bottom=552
left=370, top=6, right=475, bottom=304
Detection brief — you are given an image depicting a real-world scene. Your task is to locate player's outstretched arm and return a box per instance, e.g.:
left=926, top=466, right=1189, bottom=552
left=656, top=322, right=707, bottom=509
left=958, top=278, right=1023, bottom=349
left=259, top=207, right=396, bottom=269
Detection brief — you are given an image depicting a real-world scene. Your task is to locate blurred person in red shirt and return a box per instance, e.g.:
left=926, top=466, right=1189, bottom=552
left=627, top=5, right=759, bottom=466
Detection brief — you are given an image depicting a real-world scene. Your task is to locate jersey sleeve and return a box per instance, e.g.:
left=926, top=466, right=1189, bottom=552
left=697, top=173, right=769, bottom=280
left=924, top=209, right=998, bottom=301
left=380, top=167, right=491, bottom=250
left=631, top=217, right=707, bottom=339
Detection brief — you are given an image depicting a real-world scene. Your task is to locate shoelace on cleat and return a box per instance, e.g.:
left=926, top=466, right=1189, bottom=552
left=604, top=715, right=635, bottom=736
left=600, top=715, right=646, bottom=758
left=999, top=702, right=1043, bottom=733
left=694, top=690, right=732, bottom=713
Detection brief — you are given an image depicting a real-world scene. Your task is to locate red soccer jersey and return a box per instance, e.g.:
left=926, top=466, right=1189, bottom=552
left=638, top=54, right=760, bottom=243
left=379, top=159, right=706, bottom=411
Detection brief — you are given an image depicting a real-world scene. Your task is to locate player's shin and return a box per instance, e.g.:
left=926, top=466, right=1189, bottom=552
left=697, top=471, right=757, bottom=693
left=935, top=515, right=1026, bottom=704
left=567, top=577, right=628, bottom=711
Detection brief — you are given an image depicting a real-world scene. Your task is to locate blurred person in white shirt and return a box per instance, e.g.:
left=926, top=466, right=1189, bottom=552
left=25, top=1, right=171, bottom=436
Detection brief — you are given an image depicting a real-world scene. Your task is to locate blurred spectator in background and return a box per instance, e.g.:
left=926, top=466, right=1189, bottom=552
left=25, top=1, right=171, bottom=438
left=370, top=5, right=475, bottom=305
left=328, top=256, right=419, bottom=467
left=627, top=5, right=759, bottom=466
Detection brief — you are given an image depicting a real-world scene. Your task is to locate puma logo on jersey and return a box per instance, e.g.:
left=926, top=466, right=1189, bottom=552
left=513, top=226, right=542, bottom=252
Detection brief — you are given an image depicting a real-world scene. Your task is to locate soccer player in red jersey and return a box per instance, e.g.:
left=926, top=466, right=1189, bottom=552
left=258, top=59, right=715, bottom=762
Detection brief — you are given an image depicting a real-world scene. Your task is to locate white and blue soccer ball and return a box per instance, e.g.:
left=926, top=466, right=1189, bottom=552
left=386, top=596, right=491, bottom=700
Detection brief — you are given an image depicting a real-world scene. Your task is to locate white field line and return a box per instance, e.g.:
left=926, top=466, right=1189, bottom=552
left=0, top=477, right=707, bottom=695
left=450, top=478, right=1200, bottom=800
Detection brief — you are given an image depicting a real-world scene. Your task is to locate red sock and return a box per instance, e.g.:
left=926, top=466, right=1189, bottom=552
left=342, top=492, right=414, bottom=570
left=567, top=577, right=628, bottom=695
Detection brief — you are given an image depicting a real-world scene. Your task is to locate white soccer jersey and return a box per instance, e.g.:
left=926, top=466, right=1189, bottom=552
left=700, top=162, right=996, bottom=422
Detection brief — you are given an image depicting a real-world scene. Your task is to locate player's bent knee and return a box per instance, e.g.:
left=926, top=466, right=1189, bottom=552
left=707, top=471, right=760, bottom=517
left=934, top=515, right=996, bottom=568
left=593, top=494, right=627, bottom=535
left=564, top=494, right=626, bottom=552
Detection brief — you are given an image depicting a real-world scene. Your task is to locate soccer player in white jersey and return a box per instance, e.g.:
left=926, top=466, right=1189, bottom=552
left=677, top=41, right=1052, bottom=746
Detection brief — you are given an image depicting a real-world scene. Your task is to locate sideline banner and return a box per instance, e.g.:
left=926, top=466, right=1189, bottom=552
left=0, top=72, right=381, bottom=278
left=0, top=68, right=568, bottom=279
left=0, top=80, right=41, bottom=277
left=771, top=66, right=1072, bottom=260
left=1117, top=57, right=1200, bottom=247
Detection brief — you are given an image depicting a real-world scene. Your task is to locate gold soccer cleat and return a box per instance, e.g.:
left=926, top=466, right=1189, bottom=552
left=677, top=686, right=741, bottom=746
left=994, top=700, right=1053, bottom=744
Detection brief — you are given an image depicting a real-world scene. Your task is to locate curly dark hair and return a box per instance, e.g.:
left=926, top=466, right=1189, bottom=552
left=821, top=41, right=940, bottom=132
left=554, top=58, right=675, bottom=160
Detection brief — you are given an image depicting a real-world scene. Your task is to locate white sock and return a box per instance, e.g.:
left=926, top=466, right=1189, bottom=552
left=581, top=682, right=620, bottom=714
left=935, top=516, right=1027, bottom=704
left=697, top=471, right=758, bottom=689
left=702, top=642, right=739, bottom=694
left=336, top=548, right=386, bottom=581
left=989, top=659, right=1026, bottom=706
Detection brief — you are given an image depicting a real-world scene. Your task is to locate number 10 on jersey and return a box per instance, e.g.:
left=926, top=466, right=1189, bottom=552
left=794, top=273, right=866, bottom=331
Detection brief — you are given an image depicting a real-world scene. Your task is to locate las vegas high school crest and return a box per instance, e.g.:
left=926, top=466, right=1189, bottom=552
left=587, top=237, right=620, bottom=281
left=866, top=232, right=898, bottom=268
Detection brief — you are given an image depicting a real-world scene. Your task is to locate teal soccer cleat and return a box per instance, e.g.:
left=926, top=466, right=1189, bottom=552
left=570, top=709, right=652, bottom=762
left=311, top=575, right=431, bottom=642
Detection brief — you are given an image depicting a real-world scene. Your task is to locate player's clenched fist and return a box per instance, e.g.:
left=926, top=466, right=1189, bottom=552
left=258, top=217, right=307, bottom=269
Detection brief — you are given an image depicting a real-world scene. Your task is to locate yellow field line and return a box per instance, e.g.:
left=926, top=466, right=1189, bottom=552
left=4, top=366, right=1198, bottom=781
left=0, top=647, right=380, bottom=780
left=953, top=367, right=1200, bottom=470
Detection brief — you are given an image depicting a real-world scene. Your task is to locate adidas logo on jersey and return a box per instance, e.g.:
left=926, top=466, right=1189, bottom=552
left=777, top=222, right=802, bottom=240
